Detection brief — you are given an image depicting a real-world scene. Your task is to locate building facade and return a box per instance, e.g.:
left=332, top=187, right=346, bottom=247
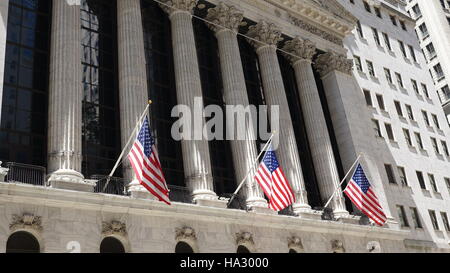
left=406, top=0, right=450, bottom=126
left=0, top=0, right=448, bottom=253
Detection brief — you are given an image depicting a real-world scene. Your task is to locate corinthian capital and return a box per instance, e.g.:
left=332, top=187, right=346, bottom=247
left=246, top=20, right=283, bottom=49
left=159, top=0, right=198, bottom=15
left=315, top=52, right=354, bottom=76
left=282, top=37, right=316, bottom=64
left=206, top=2, right=243, bottom=33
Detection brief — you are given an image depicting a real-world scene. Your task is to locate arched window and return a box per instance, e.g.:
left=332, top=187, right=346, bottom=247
left=141, top=0, right=185, bottom=191
left=80, top=0, right=121, bottom=178
left=175, top=241, right=194, bottom=253
left=236, top=245, right=251, bottom=253
left=277, top=50, right=322, bottom=208
left=6, top=231, right=40, bottom=253
left=289, top=249, right=298, bottom=253
left=193, top=7, right=236, bottom=196
left=0, top=0, right=52, bottom=166
left=100, top=237, right=125, bottom=253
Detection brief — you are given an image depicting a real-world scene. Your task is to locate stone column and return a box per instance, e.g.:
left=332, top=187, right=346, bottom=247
left=47, top=0, right=93, bottom=192
left=160, top=0, right=219, bottom=205
left=117, top=0, right=152, bottom=199
left=246, top=21, right=311, bottom=214
left=282, top=38, right=348, bottom=217
left=315, top=52, right=395, bottom=224
left=206, top=3, right=267, bottom=210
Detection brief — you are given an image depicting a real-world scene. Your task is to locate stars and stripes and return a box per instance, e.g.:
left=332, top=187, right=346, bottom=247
left=254, top=145, right=295, bottom=211
left=344, top=164, right=387, bottom=226
left=128, top=117, right=171, bottom=205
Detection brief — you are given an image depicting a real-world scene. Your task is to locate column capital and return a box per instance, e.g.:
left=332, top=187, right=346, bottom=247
left=246, top=20, right=283, bottom=50
left=282, top=37, right=316, bottom=64
left=206, top=2, right=243, bottom=33
left=315, top=52, right=353, bottom=77
left=159, top=0, right=198, bottom=16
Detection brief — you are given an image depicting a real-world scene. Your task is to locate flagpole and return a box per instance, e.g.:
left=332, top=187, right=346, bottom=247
left=322, top=153, right=363, bottom=209
left=227, top=132, right=276, bottom=208
left=101, top=100, right=153, bottom=192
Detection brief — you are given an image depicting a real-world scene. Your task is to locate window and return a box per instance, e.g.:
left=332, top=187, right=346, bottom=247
left=375, top=7, right=382, bottom=18
left=0, top=0, right=52, bottom=167
left=384, top=68, right=392, bottom=84
left=382, top=33, right=391, bottom=50
left=356, top=20, right=364, bottom=38
left=445, top=178, right=450, bottom=194
left=398, top=167, right=408, bottom=186
left=442, top=141, right=449, bottom=157
left=422, top=111, right=430, bottom=126
left=376, top=94, right=385, bottom=110
left=421, top=84, right=429, bottom=98
left=6, top=231, right=40, bottom=253
left=175, top=241, right=195, bottom=253
left=403, top=129, right=413, bottom=147
left=426, top=43, right=437, bottom=60
left=431, top=137, right=440, bottom=154
left=363, top=1, right=371, bottom=13
left=385, top=123, right=395, bottom=141
left=367, top=60, right=375, bottom=77
left=372, top=27, right=381, bottom=46
left=417, top=171, right=426, bottom=189
left=81, top=0, right=121, bottom=177
left=373, top=119, right=382, bottom=137
left=415, top=132, right=424, bottom=150
left=396, top=73, right=404, bottom=88
left=363, top=89, right=373, bottom=106
left=394, top=101, right=403, bottom=117
left=418, top=23, right=428, bottom=38
left=399, top=41, right=407, bottom=58
left=400, top=20, right=407, bottom=31
left=405, top=105, right=414, bottom=120
left=408, top=45, right=417, bottom=62
left=433, top=63, right=445, bottom=80
left=429, top=210, right=440, bottom=230
left=390, top=15, right=397, bottom=26
left=410, top=207, right=423, bottom=229
left=385, top=164, right=397, bottom=184
left=428, top=174, right=438, bottom=192
left=100, top=237, right=125, bottom=253
left=354, top=56, right=363, bottom=72
left=411, top=79, right=419, bottom=94
left=442, top=212, right=450, bottom=232
left=397, top=206, right=409, bottom=227
left=432, top=114, right=440, bottom=129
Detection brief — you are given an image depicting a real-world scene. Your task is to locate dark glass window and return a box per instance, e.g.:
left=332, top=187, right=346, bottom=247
left=6, top=231, right=40, bottom=253
left=81, top=0, right=121, bottom=177
left=193, top=10, right=236, bottom=195
left=238, top=33, right=267, bottom=151
left=100, top=237, right=125, bottom=253
left=175, top=241, right=194, bottom=253
left=141, top=0, right=185, bottom=187
left=0, top=0, right=51, bottom=166
left=277, top=52, right=322, bottom=208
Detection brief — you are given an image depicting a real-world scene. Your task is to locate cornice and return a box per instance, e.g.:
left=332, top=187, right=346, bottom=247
left=262, top=0, right=357, bottom=38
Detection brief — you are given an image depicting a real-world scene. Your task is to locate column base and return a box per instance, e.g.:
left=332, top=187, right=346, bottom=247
left=292, top=203, right=312, bottom=215
left=246, top=197, right=276, bottom=215
left=0, top=162, right=9, bottom=182
left=337, top=214, right=361, bottom=225
left=49, top=169, right=94, bottom=192
left=128, top=180, right=157, bottom=200
left=193, top=189, right=227, bottom=208
left=333, top=209, right=350, bottom=219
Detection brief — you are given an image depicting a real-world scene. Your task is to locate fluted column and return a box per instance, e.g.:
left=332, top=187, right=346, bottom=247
left=246, top=21, right=311, bottom=214
left=206, top=3, right=267, bottom=209
left=315, top=52, right=395, bottom=223
left=283, top=38, right=348, bottom=217
left=117, top=0, right=152, bottom=198
left=47, top=0, right=92, bottom=191
left=160, top=0, right=218, bottom=203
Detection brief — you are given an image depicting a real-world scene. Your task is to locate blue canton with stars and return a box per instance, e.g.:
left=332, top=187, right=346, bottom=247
left=262, top=145, right=280, bottom=173
left=137, top=117, right=155, bottom=158
left=352, top=164, right=371, bottom=193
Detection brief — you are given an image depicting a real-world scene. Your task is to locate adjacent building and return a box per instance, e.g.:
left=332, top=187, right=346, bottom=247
left=406, top=0, right=450, bottom=126
left=0, top=0, right=448, bottom=253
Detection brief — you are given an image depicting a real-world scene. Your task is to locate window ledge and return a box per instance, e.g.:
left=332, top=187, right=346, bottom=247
left=357, top=70, right=367, bottom=78
left=413, top=61, right=421, bottom=68
left=388, top=50, right=396, bottom=57
left=410, top=120, right=419, bottom=127
left=422, top=189, right=431, bottom=197
left=433, top=192, right=443, bottom=199
left=427, top=126, right=435, bottom=133
left=408, top=145, right=418, bottom=153
left=399, top=87, right=408, bottom=95
left=380, top=110, right=390, bottom=117
left=388, top=82, right=397, bottom=90
left=389, top=140, right=399, bottom=148
left=419, top=149, right=429, bottom=157
left=399, top=116, right=408, bottom=123
left=369, top=75, right=379, bottom=83
left=436, top=128, right=444, bottom=135
left=403, top=57, right=411, bottom=64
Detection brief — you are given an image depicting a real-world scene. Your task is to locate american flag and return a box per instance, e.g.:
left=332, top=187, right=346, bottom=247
left=344, top=164, right=387, bottom=226
left=254, top=145, right=295, bottom=211
left=128, top=117, right=171, bottom=205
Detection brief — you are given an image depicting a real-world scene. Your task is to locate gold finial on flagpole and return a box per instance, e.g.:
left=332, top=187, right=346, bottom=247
left=148, top=100, right=153, bottom=105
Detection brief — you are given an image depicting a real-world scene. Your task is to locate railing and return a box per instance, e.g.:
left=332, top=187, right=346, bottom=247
left=168, top=185, right=193, bottom=204
left=4, top=162, right=47, bottom=187
left=92, top=175, right=128, bottom=196
left=219, top=193, right=247, bottom=210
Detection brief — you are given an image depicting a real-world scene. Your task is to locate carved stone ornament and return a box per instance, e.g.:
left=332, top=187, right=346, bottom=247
left=10, top=213, right=43, bottom=232
left=159, top=0, right=198, bottom=15
left=175, top=226, right=197, bottom=241
left=331, top=239, right=346, bottom=253
left=287, top=236, right=303, bottom=250
left=283, top=37, right=317, bottom=64
left=236, top=231, right=254, bottom=246
left=367, top=241, right=382, bottom=253
left=206, top=2, right=244, bottom=33
left=315, top=52, right=353, bottom=77
left=288, top=15, right=343, bottom=46
left=102, top=220, right=127, bottom=237
left=246, top=20, right=283, bottom=49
